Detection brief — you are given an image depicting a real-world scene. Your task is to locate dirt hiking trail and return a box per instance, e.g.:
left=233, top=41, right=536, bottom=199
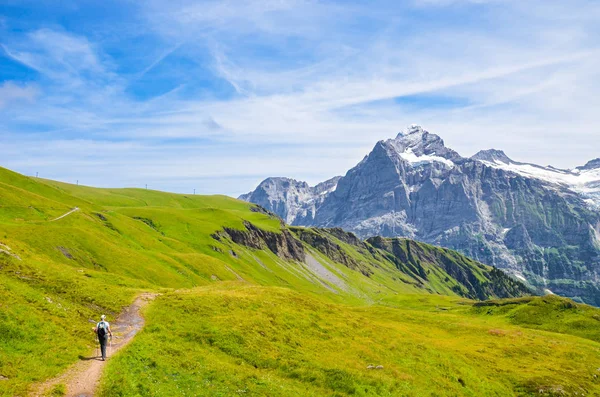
left=32, top=293, right=157, bottom=397
left=50, top=207, right=80, bottom=222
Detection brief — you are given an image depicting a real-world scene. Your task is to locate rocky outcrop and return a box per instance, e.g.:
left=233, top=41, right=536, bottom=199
left=241, top=125, right=600, bottom=305
left=290, top=227, right=373, bottom=276
left=321, top=227, right=364, bottom=248
left=213, top=221, right=305, bottom=262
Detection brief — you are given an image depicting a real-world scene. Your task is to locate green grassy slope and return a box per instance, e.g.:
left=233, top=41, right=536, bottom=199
left=99, top=285, right=600, bottom=397
left=1, top=168, right=321, bottom=395
left=1, top=166, right=599, bottom=396
left=291, top=228, right=528, bottom=300
left=471, top=294, right=600, bottom=342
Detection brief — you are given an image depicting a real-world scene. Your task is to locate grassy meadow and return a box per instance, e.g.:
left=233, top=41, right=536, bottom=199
left=99, top=285, right=600, bottom=397
left=1, top=166, right=600, bottom=396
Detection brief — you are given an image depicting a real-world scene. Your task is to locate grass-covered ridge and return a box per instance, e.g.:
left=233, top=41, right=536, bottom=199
left=290, top=227, right=530, bottom=300
left=1, top=166, right=599, bottom=396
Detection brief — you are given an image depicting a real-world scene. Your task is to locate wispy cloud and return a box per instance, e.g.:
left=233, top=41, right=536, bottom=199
left=136, top=42, right=183, bottom=79
left=1, top=0, right=599, bottom=195
left=0, top=81, right=38, bottom=108
left=2, top=29, right=105, bottom=79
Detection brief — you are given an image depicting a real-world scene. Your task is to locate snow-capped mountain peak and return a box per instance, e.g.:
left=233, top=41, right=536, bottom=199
left=391, top=125, right=462, bottom=165
left=397, top=124, right=425, bottom=138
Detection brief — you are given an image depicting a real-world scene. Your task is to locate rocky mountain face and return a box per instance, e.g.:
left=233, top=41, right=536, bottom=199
left=239, top=176, right=341, bottom=224
left=472, top=148, right=600, bottom=210
left=240, top=125, right=600, bottom=305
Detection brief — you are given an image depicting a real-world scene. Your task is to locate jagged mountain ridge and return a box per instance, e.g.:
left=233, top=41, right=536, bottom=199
left=472, top=148, right=600, bottom=209
left=239, top=176, right=341, bottom=224
left=240, top=125, right=600, bottom=305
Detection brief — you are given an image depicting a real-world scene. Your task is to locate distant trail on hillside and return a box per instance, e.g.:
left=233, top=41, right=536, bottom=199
left=31, top=293, right=158, bottom=397
left=50, top=207, right=80, bottom=222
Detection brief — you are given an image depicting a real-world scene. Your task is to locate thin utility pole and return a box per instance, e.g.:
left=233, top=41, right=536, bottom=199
left=145, top=184, right=148, bottom=190
left=391, top=192, right=396, bottom=236
left=36, top=172, right=38, bottom=178
left=193, top=189, right=196, bottom=195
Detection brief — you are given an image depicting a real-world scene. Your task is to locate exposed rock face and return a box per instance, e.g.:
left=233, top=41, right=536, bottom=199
left=577, top=158, right=600, bottom=171
left=213, top=221, right=305, bottom=262
left=239, top=176, right=341, bottom=224
left=241, top=125, right=600, bottom=305
left=290, top=227, right=373, bottom=276
left=471, top=149, right=514, bottom=164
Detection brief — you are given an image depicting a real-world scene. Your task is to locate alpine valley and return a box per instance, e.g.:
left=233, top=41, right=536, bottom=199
left=241, top=125, right=600, bottom=305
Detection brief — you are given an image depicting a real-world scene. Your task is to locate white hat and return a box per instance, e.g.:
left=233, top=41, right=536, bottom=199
left=101, top=315, right=106, bottom=320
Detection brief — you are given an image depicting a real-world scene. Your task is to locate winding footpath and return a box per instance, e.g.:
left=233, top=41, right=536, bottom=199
left=32, top=293, right=157, bottom=397
left=50, top=207, right=80, bottom=222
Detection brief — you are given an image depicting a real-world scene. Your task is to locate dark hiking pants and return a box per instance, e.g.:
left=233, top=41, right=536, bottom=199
left=99, top=334, right=108, bottom=359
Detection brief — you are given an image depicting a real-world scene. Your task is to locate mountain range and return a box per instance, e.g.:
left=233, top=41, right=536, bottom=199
left=241, top=125, right=600, bottom=305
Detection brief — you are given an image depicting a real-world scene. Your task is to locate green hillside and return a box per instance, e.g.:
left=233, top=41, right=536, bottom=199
left=1, top=166, right=600, bottom=396
left=100, top=286, right=600, bottom=397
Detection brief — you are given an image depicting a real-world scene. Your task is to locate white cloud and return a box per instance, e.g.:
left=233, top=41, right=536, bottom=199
left=1, top=0, right=600, bottom=195
left=2, top=29, right=104, bottom=79
left=0, top=81, right=38, bottom=108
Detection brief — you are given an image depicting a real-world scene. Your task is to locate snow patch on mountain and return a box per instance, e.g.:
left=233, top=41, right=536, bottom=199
left=388, top=125, right=463, bottom=163
left=396, top=124, right=426, bottom=142
left=399, top=147, right=455, bottom=168
left=472, top=152, right=600, bottom=207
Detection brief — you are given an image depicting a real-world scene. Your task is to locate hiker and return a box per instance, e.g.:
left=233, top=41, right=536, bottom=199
left=94, top=315, right=113, bottom=361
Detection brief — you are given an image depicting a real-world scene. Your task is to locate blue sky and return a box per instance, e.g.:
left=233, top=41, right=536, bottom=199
left=1, top=0, right=599, bottom=196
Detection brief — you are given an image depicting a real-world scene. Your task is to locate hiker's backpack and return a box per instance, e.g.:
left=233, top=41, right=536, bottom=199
left=97, top=321, right=107, bottom=338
